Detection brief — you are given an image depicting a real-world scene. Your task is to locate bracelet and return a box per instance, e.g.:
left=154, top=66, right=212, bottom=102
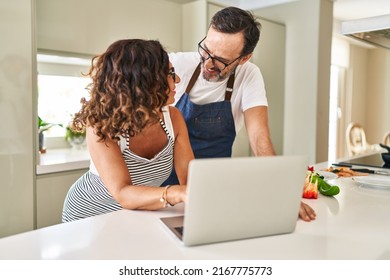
left=160, top=185, right=173, bottom=208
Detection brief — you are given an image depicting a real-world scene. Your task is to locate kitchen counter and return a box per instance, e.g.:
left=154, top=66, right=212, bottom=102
left=1, top=162, right=390, bottom=260
left=37, top=148, right=90, bottom=175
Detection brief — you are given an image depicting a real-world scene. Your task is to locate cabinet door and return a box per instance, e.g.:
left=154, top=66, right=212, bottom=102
left=36, top=169, right=87, bottom=228
left=0, top=0, right=35, bottom=239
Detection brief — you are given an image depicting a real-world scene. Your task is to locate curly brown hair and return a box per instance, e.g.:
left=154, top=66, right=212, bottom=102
left=72, top=39, right=170, bottom=142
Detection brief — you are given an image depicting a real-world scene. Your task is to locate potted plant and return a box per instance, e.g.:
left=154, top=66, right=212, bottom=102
left=65, top=122, right=86, bottom=149
left=38, top=116, right=62, bottom=153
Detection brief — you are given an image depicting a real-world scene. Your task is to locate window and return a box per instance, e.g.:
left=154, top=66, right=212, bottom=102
left=37, top=52, right=91, bottom=139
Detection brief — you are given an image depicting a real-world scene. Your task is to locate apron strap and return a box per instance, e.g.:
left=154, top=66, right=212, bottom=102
left=185, top=63, right=201, bottom=93
left=224, top=72, right=235, bottom=101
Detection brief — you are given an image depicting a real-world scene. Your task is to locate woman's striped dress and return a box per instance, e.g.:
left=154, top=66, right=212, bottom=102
left=62, top=107, right=174, bottom=223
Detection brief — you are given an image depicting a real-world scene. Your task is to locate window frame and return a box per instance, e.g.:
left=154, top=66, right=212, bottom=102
left=37, top=50, right=92, bottom=149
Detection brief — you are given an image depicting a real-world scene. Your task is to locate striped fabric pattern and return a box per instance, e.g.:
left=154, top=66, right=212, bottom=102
left=62, top=118, right=174, bottom=223
left=123, top=120, right=174, bottom=186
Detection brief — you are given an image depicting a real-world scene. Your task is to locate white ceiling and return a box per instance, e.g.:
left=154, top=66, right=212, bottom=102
left=333, top=0, right=390, bottom=21
left=169, top=0, right=390, bottom=21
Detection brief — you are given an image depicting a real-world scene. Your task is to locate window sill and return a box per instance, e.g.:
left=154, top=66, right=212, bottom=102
left=37, top=148, right=90, bottom=175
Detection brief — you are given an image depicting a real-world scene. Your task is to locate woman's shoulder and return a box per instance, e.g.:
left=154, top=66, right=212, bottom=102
left=161, top=106, right=182, bottom=137
left=167, top=105, right=182, bottom=120
left=166, top=106, right=185, bottom=135
left=162, top=105, right=179, bottom=115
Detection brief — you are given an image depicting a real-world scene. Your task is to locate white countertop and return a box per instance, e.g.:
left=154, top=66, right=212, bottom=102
left=1, top=171, right=390, bottom=259
left=36, top=148, right=90, bottom=175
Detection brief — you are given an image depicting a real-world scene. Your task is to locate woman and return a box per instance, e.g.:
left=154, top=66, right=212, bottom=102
left=62, top=39, right=194, bottom=222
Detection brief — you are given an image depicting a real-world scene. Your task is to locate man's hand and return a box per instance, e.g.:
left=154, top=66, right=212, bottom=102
left=299, top=202, right=316, bottom=221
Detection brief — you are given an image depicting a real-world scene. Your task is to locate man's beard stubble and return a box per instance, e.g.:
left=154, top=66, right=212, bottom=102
left=200, top=59, right=237, bottom=82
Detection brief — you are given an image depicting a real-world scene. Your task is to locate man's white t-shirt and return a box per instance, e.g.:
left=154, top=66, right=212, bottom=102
left=169, top=52, right=268, bottom=133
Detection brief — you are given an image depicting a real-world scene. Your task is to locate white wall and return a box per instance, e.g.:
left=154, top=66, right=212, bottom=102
left=349, top=45, right=369, bottom=129
left=251, top=17, right=286, bottom=155
left=254, top=0, right=333, bottom=163
left=332, top=34, right=390, bottom=154
left=182, top=0, right=208, bottom=52
left=36, top=0, right=183, bottom=54
left=366, top=48, right=390, bottom=144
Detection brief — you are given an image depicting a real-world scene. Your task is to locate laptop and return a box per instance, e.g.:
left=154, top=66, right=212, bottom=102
left=160, top=155, right=308, bottom=246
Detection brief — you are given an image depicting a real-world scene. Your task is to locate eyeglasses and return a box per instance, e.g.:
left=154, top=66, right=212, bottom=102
left=168, top=67, right=176, bottom=81
left=198, top=37, right=242, bottom=71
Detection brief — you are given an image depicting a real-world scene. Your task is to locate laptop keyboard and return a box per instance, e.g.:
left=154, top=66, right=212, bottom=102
left=174, top=226, right=184, bottom=236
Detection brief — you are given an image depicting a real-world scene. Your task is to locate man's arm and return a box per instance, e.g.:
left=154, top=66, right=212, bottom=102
left=244, top=105, right=276, bottom=156
left=244, top=106, right=316, bottom=221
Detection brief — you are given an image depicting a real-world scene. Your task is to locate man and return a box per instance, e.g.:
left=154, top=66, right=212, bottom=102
left=168, top=6, right=315, bottom=221
left=170, top=7, right=275, bottom=160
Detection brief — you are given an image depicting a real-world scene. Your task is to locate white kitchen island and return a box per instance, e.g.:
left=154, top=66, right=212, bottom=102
left=0, top=166, right=389, bottom=260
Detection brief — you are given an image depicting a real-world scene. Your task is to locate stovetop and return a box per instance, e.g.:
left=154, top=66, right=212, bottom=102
left=337, top=153, right=390, bottom=169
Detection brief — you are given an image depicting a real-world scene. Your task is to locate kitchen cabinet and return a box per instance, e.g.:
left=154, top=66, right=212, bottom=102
left=0, top=0, right=35, bottom=238
left=36, top=169, right=87, bottom=228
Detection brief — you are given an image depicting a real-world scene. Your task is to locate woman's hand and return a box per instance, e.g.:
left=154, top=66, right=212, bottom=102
left=299, top=201, right=316, bottom=221
left=166, top=184, right=187, bottom=206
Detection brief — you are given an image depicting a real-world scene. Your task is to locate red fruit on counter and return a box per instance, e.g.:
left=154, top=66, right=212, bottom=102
left=302, top=174, right=318, bottom=199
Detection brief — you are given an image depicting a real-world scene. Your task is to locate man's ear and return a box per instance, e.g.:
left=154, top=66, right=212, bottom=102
left=239, top=53, right=253, bottom=65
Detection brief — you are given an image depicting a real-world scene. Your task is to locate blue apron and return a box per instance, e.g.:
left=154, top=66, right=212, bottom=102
left=163, top=63, right=236, bottom=185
